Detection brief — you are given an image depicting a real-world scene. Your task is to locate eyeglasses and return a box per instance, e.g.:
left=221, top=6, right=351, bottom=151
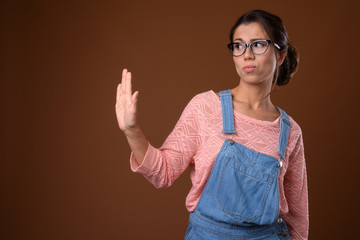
left=227, top=40, right=281, bottom=57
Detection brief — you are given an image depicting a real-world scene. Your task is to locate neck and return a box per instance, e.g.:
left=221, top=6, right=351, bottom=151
left=231, top=81, right=274, bottom=110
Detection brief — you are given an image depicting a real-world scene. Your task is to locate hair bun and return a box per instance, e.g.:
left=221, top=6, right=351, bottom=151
left=277, top=43, right=299, bottom=86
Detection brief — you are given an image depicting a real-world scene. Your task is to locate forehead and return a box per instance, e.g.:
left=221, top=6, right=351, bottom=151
left=233, top=22, right=269, bottom=41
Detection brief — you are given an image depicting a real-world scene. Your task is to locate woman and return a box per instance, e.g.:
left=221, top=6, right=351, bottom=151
left=116, top=10, right=308, bottom=240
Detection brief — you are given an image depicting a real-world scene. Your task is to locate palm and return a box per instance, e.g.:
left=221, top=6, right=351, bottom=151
left=115, top=69, right=139, bottom=132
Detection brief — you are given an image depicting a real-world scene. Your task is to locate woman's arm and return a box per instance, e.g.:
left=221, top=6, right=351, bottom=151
left=115, top=69, right=148, bottom=165
left=128, top=92, right=203, bottom=188
left=283, top=133, right=309, bottom=240
left=115, top=69, right=202, bottom=188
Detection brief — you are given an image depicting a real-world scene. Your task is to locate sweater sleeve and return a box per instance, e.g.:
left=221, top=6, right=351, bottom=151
left=129, top=95, right=202, bottom=188
left=283, top=133, right=309, bottom=239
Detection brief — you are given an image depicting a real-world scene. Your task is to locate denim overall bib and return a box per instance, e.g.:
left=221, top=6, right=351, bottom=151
left=185, top=90, right=291, bottom=239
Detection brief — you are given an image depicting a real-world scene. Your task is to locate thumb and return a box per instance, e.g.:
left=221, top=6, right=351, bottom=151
left=132, top=91, right=139, bottom=106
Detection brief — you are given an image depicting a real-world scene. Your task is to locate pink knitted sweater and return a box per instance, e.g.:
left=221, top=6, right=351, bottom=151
left=130, top=90, right=308, bottom=239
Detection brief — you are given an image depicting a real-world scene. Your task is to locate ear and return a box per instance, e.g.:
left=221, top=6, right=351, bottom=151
left=277, top=50, right=287, bottom=66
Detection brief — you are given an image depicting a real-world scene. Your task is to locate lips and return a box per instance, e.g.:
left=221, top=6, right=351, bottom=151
left=243, top=65, right=256, bottom=73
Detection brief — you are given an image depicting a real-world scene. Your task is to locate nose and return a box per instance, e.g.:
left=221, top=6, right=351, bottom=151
left=243, top=45, right=255, bottom=59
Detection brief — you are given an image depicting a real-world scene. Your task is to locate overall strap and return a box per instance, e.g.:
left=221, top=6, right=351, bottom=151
left=276, top=107, right=291, bottom=161
left=219, top=90, right=236, bottom=134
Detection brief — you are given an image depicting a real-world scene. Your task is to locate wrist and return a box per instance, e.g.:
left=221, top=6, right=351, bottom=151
left=123, top=125, right=142, bottom=138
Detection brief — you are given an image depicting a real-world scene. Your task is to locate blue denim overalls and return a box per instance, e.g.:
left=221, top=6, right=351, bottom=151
left=185, top=90, right=291, bottom=239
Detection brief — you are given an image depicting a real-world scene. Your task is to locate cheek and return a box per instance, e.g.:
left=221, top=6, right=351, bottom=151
left=262, top=55, right=277, bottom=73
left=233, top=58, right=242, bottom=74
left=269, top=51, right=279, bottom=67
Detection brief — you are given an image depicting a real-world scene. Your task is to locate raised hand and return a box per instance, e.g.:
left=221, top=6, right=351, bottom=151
left=115, top=69, right=139, bottom=135
left=116, top=69, right=148, bottom=163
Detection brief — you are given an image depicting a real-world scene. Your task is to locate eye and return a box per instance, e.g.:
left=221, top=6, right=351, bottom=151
left=253, top=41, right=266, bottom=48
left=234, top=43, right=245, bottom=50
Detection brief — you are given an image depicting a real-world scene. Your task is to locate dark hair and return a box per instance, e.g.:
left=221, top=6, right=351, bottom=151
left=229, top=10, right=299, bottom=86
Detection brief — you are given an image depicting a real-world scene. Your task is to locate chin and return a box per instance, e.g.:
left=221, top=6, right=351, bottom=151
left=240, top=76, right=271, bottom=86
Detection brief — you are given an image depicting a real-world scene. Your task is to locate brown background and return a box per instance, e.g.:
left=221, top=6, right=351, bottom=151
left=1, top=0, right=359, bottom=239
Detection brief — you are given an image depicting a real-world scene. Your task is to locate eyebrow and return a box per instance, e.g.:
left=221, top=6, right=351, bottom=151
left=233, top=38, right=265, bottom=42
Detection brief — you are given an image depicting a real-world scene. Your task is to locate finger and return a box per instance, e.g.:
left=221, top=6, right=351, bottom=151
left=116, top=83, right=121, bottom=102
left=125, top=71, right=132, bottom=103
left=121, top=69, right=127, bottom=96
left=121, top=69, right=127, bottom=94
left=122, top=68, right=127, bottom=82
left=132, top=91, right=139, bottom=106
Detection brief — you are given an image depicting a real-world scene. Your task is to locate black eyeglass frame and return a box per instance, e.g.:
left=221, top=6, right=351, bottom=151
left=227, top=40, right=281, bottom=57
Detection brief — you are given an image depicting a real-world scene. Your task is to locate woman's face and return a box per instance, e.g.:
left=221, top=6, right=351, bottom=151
left=232, top=22, right=284, bottom=86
